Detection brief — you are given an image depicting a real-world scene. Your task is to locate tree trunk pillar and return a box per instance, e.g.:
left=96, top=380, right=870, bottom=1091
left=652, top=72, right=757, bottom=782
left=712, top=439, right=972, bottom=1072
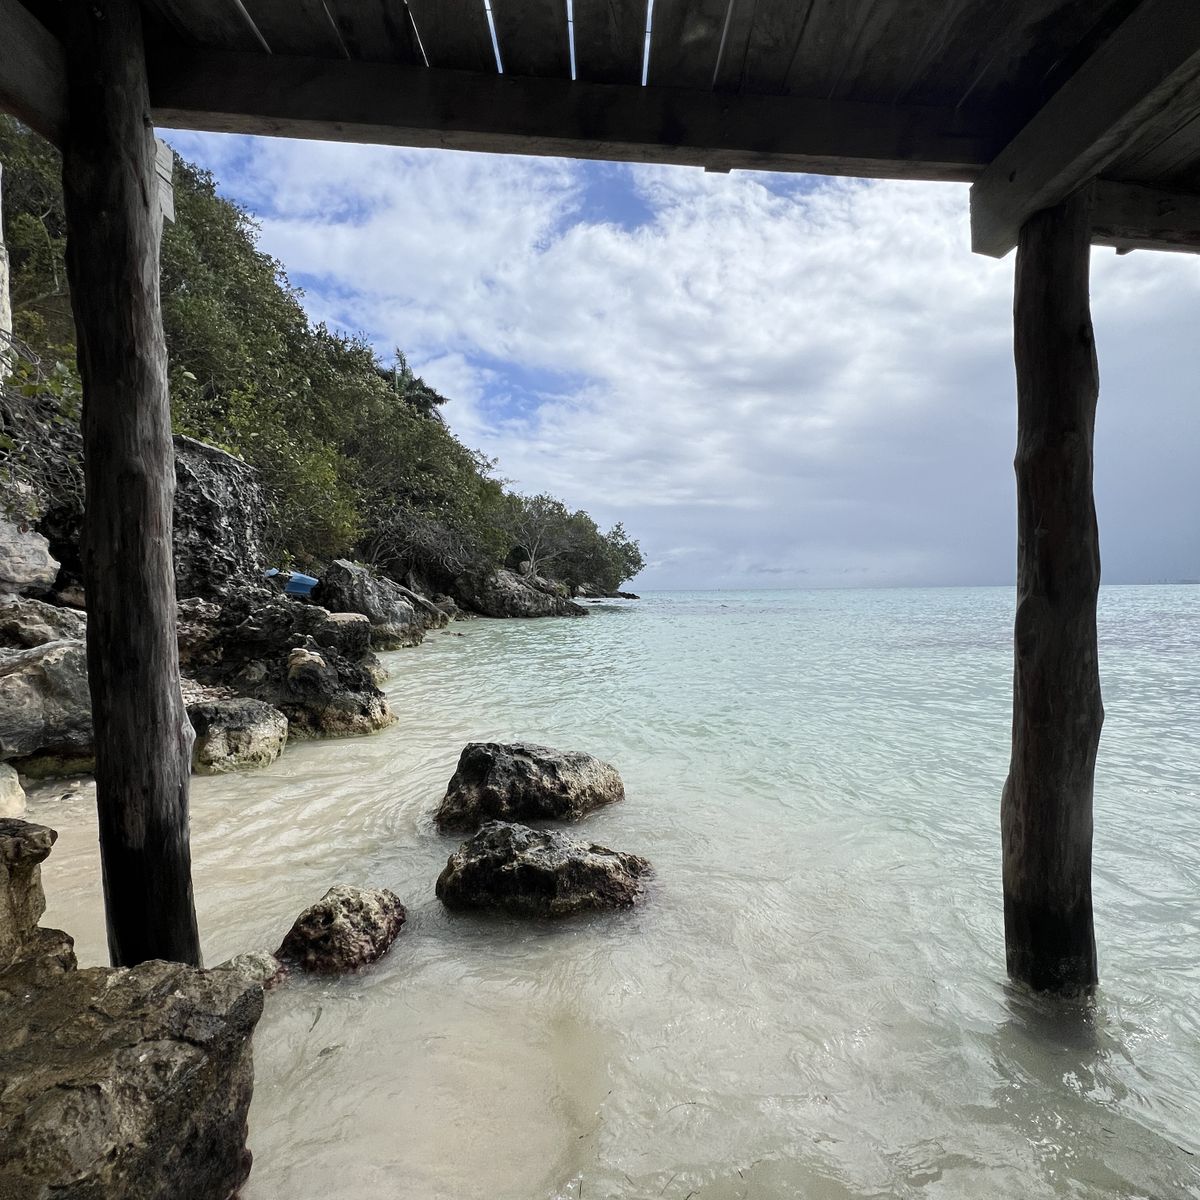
left=60, top=0, right=201, bottom=966
left=1002, top=187, right=1102, bottom=994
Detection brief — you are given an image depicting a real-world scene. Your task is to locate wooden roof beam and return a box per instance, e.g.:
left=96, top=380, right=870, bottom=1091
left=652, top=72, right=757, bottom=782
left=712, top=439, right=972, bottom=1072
left=0, top=0, right=67, bottom=143
left=1092, top=178, right=1200, bottom=254
left=970, top=0, right=1200, bottom=258
left=148, top=47, right=1001, bottom=182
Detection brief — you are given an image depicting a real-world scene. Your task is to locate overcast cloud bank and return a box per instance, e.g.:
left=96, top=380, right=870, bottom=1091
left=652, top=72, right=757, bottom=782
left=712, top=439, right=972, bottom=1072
left=166, top=133, right=1200, bottom=589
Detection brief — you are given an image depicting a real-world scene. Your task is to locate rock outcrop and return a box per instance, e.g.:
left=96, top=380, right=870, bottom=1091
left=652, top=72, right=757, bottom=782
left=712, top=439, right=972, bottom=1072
left=0, top=818, right=264, bottom=1200
left=275, top=885, right=407, bottom=975
left=0, top=516, right=59, bottom=596
left=435, top=742, right=625, bottom=833
left=451, top=568, right=588, bottom=619
left=173, top=435, right=268, bottom=600
left=436, top=821, right=651, bottom=917
left=178, top=591, right=394, bottom=739
left=188, top=697, right=289, bottom=774
left=0, top=765, right=25, bottom=819
left=317, top=559, right=447, bottom=649
left=0, top=594, right=87, bottom=649
left=0, top=818, right=70, bottom=973
left=0, top=640, right=92, bottom=773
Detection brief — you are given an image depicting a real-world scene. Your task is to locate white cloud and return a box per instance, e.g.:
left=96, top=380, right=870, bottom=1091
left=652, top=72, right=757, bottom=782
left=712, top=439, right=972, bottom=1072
left=165, top=132, right=1200, bottom=588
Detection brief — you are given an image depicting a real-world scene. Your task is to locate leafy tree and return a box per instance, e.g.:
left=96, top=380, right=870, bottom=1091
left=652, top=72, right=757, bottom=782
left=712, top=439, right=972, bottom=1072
left=0, top=115, right=643, bottom=589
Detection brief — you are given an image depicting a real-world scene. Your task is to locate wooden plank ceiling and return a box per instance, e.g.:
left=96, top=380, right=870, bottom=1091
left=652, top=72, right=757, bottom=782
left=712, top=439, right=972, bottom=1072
left=8, top=0, right=1200, bottom=255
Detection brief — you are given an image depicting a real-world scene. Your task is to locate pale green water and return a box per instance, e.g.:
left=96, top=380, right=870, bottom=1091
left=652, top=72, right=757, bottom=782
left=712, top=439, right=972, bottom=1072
left=31, top=586, right=1200, bottom=1200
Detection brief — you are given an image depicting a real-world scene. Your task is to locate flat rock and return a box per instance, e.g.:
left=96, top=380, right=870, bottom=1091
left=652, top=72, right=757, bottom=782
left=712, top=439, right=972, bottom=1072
left=0, top=595, right=87, bottom=649
left=188, top=697, right=288, bottom=774
left=436, top=821, right=651, bottom=917
left=436, top=741, right=625, bottom=832
left=275, top=885, right=406, bottom=975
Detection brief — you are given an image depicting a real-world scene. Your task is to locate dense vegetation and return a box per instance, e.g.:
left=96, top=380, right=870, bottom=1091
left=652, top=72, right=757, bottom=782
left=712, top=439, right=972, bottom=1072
left=0, top=117, right=643, bottom=593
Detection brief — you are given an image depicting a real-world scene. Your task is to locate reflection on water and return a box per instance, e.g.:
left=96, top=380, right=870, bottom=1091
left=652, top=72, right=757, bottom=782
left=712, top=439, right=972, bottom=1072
left=29, top=586, right=1200, bottom=1199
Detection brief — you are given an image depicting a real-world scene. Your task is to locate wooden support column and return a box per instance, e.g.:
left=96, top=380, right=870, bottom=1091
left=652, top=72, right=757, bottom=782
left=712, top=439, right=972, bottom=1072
left=1002, top=187, right=1102, bottom=995
left=61, top=0, right=201, bottom=966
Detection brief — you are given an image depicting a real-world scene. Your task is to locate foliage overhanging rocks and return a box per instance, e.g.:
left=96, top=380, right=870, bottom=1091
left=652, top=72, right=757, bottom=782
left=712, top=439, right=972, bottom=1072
left=0, top=116, right=643, bottom=600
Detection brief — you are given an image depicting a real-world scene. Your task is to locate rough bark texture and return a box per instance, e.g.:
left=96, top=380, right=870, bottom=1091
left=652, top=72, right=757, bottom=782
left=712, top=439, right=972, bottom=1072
left=1002, top=188, right=1102, bottom=995
left=61, top=0, right=201, bottom=966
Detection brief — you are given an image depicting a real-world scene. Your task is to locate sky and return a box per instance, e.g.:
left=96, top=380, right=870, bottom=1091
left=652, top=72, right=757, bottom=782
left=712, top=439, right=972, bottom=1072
left=165, top=131, right=1200, bottom=590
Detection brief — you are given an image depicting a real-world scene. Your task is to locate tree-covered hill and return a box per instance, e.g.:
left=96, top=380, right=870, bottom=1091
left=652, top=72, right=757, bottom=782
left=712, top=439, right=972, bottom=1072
left=0, top=116, right=643, bottom=594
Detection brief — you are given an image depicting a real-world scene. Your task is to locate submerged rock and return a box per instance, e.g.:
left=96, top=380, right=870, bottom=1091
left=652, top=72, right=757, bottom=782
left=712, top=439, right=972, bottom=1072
left=0, top=640, right=92, bottom=772
left=188, top=697, right=288, bottom=774
left=436, top=741, right=625, bottom=832
left=0, top=595, right=87, bottom=649
left=219, top=950, right=286, bottom=991
left=436, top=821, right=651, bottom=917
left=275, top=885, right=407, bottom=975
left=451, top=568, right=588, bottom=619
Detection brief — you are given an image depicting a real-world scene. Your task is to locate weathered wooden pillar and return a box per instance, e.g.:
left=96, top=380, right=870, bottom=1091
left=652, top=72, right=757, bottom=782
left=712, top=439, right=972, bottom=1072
left=0, top=162, right=13, bottom=378
left=1001, top=187, right=1102, bottom=995
left=61, top=0, right=201, bottom=966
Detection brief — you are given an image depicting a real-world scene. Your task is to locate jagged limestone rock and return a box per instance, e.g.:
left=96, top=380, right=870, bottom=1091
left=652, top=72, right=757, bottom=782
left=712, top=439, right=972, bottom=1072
left=0, top=595, right=87, bottom=649
left=0, top=765, right=25, bottom=819
left=0, top=640, right=92, bottom=769
left=451, top=568, right=588, bottom=619
left=436, top=821, right=651, bottom=918
left=275, top=885, right=406, bottom=975
left=0, top=517, right=59, bottom=596
left=188, top=697, right=288, bottom=774
left=436, top=741, right=625, bottom=833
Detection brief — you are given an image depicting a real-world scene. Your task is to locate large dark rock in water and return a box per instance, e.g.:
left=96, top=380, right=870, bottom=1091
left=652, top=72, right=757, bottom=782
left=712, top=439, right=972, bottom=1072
left=0, top=818, right=263, bottom=1199
left=436, top=821, right=651, bottom=917
left=436, top=741, right=625, bottom=832
left=178, top=591, right=394, bottom=739
left=275, top=885, right=407, bottom=975
left=451, top=568, right=588, bottom=619
left=0, top=640, right=93, bottom=773
left=317, top=559, right=447, bottom=649
left=173, top=435, right=268, bottom=600
left=188, top=696, right=289, bottom=774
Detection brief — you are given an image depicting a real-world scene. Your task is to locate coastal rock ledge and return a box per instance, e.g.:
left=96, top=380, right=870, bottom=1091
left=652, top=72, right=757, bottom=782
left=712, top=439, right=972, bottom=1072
left=275, top=885, right=407, bottom=975
left=0, top=818, right=263, bottom=1200
left=436, top=821, right=651, bottom=917
left=435, top=741, right=625, bottom=832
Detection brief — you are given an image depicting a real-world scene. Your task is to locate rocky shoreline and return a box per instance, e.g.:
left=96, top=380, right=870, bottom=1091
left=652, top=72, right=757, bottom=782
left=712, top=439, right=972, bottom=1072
left=0, top=434, right=639, bottom=804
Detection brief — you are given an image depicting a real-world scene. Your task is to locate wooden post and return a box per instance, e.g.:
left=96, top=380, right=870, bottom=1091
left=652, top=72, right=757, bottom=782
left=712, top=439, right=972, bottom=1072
left=60, top=0, right=202, bottom=966
left=0, top=162, right=13, bottom=379
left=1002, top=187, right=1102, bottom=994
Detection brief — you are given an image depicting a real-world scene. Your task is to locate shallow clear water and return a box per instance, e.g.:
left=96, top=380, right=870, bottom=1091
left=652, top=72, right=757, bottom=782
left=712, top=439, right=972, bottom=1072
left=30, top=586, right=1200, bottom=1200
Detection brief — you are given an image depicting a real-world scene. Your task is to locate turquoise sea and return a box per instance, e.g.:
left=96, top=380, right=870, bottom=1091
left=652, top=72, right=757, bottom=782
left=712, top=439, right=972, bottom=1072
left=34, top=586, right=1200, bottom=1199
